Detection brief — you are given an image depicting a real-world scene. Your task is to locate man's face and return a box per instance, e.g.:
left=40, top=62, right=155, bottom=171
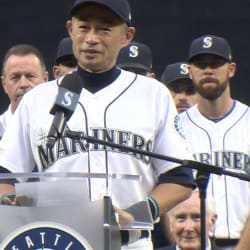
left=53, top=56, right=78, bottom=79
left=189, top=54, right=236, bottom=100
left=53, top=64, right=78, bottom=79
left=169, top=192, right=215, bottom=250
left=168, top=80, right=197, bottom=113
left=1, top=54, right=48, bottom=112
left=67, top=4, right=135, bottom=73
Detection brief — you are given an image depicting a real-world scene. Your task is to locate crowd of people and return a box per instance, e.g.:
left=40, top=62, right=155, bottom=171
left=0, top=0, right=249, bottom=250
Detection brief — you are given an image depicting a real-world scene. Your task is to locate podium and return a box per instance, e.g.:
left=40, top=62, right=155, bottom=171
left=0, top=172, right=153, bottom=250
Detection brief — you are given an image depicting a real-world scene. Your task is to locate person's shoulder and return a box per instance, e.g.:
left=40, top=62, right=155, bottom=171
left=23, top=79, right=58, bottom=100
left=136, top=73, right=167, bottom=89
left=0, top=107, right=11, bottom=138
left=0, top=106, right=11, bottom=119
left=0, top=106, right=12, bottom=124
left=233, top=100, right=250, bottom=118
left=179, top=104, right=198, bottom=118
left=18, top=79, right=58, bottom=110
left=234, top=99, right=248, bottom=108
left=30, top=79, right=58, bottom=94
left=120, top=69, right=168, bottom=91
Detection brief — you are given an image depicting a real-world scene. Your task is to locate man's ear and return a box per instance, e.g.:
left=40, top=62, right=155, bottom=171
left=209, top=213, right=217, bottom=233
left=43, top=71, right=49, bottom=82
left=66, top=20, right=73, bottom=38
left=229, top=62, right=236, bottom=79
left=52, top=66, right=60, bottom=79
left=188, top=65, right=193, bottom=80
left=121, top=26, right=135, bottom=49
left=146, top=72, right=156, bottom=78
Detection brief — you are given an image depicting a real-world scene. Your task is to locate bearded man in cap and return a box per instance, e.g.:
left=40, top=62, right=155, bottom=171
left=179, top=34, right=250, bottom=249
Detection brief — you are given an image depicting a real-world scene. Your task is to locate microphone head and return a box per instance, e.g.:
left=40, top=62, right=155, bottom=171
left=60, top=73, right=83, bottom=93
left=50, top=73, right=83, bottom=118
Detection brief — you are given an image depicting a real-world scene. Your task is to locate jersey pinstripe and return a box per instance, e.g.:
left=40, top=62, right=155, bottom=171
left=0, top=70, right=193, bottom=203
left=179, top=101, right=250, bottom=239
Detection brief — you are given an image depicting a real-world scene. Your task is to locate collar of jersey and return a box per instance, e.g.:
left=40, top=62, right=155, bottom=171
left=75, top=66, right=121, bottom=93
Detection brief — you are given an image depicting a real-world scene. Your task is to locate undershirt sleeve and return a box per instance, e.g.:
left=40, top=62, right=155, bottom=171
left=158, top=166, right=196, bottom=188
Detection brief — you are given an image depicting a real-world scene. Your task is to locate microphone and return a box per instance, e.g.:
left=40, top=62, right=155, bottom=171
left=46, top=73, right=83, bottom=148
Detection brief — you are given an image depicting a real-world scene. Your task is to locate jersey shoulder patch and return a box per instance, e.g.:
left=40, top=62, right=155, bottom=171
left=174, top=115, right=186, bottom=139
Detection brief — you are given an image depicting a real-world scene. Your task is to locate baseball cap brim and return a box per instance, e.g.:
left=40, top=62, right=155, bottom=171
left=189, top=51, right=230, bottom=62
left=167, top=78, right=193, bottom=87
left=118, top=62, right=152, bottom=73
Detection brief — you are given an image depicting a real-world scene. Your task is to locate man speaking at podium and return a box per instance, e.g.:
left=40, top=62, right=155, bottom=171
left=0, top=0, right=195, bottom=249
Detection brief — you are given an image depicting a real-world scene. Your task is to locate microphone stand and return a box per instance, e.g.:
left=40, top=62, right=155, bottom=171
left=196, top=171, right=210, bottom=250
left=64, top=131, right=250, bottom=250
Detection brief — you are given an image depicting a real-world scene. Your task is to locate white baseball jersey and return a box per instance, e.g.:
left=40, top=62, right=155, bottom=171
left=0, top=106, right=12, bottom=139
left=179, top=101, right=250, bottom=239
left=0, top=70, right=193, bottom=204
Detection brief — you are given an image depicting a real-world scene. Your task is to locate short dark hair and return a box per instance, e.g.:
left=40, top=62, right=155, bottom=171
left=2, top=44, right=47, bottom=76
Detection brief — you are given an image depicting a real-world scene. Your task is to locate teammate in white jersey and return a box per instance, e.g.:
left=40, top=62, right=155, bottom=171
left=0, top=0, right=195, bottom=249
left=179, top=34, right=250, bottom=249
left=117, top=39, right=169, bottom=249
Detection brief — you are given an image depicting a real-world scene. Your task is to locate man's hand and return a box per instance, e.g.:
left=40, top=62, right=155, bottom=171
left=0, top=184, right=17, bottom=206
left=114, top=207, right=135, bottom=227
left=0, top=193, right=18, bottom=206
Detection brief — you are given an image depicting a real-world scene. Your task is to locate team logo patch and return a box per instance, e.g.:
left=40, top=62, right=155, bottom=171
left=0, top=222, right=93, bottom=250
left=174, top=115, right=186, bottom=139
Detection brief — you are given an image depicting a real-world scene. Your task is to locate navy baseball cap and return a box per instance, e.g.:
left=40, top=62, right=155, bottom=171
left=161, top=62, right=191, bottom=85
left=70, top=0, right=132, bottom=26
left=117, top=41, right=153, bottom=72
left=188, top=35, right=232, bottom=62
left=56, top=37, right=74, bottom=64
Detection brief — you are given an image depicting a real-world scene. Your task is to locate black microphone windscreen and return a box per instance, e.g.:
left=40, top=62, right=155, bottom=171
left=50, top=73, right=83, bottom=117
left=60, top=73, right=83, bottom=93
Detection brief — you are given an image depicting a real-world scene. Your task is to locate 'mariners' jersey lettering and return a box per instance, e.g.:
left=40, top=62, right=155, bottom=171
left=38, top=127, right=153, bottom=170
left=194, top=151, right=250, bottom=172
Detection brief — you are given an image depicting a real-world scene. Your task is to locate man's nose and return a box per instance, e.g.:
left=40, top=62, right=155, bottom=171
left=86, top=29, right=99, bottom=43
left=19, top=76, right=33, bottom=88
left=184, top=219, right=196, bottom=230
